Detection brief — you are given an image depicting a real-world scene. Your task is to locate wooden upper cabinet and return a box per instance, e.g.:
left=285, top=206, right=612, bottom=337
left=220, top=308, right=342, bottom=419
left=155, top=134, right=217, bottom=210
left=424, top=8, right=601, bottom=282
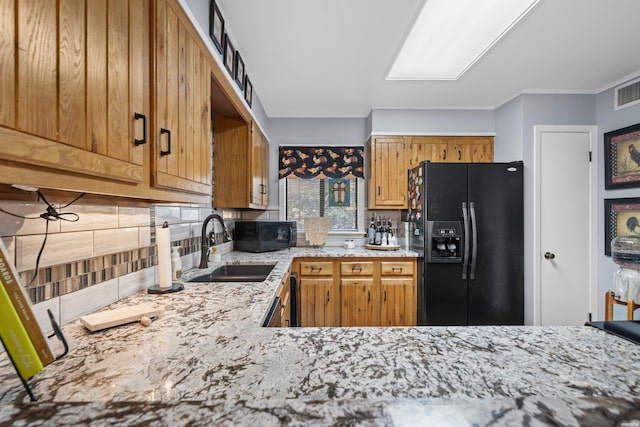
left=0, top=0, right=148, bottom=183
left=410, top=136, right=494, bottom=164
left=251, top=124, right=269, bottom=209
left=409, top=137, right=448, bottom=167
left=447, top=137, right=494, bottom=163
left=368, top=136, right=408, bottom=209
left=369, top=135, right=494, bottom=209
left=154, top=0, right=211, bottom=195
left=214, top=117, right=269, bottom=210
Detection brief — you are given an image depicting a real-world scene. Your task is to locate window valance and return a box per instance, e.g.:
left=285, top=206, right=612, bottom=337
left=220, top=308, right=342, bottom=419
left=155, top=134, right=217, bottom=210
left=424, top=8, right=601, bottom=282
left=278, top=146, right=365, bottom=179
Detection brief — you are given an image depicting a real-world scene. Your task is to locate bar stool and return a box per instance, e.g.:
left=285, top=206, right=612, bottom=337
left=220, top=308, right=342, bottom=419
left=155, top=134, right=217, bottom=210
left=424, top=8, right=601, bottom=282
left=605, top=291, right=640, bottom=321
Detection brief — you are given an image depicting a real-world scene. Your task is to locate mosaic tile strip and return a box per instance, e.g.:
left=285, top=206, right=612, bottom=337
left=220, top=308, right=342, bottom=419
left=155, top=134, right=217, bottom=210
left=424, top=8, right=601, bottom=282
left=19, top=236, right=202, bottom=304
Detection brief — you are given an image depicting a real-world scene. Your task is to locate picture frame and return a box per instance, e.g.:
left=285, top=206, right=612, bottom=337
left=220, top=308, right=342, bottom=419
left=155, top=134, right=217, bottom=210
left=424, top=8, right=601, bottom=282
left=209, top=1, right=225, bottom=54
left=604, top=122, right=640, bottom=189
left=235, top=52, right=245, bottom=89
left=604, top=197, right=640, bottom=256
left=223, top=33, right=234, bottom=76
left=244, top=76, right=253, bottom=107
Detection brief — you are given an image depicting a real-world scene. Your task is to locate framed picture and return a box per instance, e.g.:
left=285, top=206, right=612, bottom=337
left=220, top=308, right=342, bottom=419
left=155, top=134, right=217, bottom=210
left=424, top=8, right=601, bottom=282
left=604, top=122, right=640, bottom=189
left=244, top=76, right=253, bottom=107
left=604, top=197, right=640, bottom=256
left=209, top=1, right=224, bottom=54
left=223, top=33, right=234, bottom=76
left=235, top=53, right=245, bottom=89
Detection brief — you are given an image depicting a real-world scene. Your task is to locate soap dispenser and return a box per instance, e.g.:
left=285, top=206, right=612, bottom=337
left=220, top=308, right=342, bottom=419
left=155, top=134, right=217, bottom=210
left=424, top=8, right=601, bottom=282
left=171, top=246, right=182, bottom=281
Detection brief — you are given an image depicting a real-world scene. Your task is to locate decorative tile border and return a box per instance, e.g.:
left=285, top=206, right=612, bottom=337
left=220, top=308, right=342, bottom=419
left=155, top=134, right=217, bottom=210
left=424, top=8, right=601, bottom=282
left=19, top=236, right=202, bottom=305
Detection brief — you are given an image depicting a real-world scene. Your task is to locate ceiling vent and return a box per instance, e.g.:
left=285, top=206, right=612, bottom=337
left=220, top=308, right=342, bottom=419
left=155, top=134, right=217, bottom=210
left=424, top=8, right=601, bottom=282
left=615, top=77, right=640, bottom=110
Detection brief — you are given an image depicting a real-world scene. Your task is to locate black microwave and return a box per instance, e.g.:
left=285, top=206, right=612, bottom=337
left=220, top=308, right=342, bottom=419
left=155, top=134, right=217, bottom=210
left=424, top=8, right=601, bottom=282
left=234, top=221, right=297, bottom=253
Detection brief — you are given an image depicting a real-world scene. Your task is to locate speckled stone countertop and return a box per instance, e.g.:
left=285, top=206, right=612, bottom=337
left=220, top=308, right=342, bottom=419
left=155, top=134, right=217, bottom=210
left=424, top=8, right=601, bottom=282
left=1, top=247, right=639, bottom=426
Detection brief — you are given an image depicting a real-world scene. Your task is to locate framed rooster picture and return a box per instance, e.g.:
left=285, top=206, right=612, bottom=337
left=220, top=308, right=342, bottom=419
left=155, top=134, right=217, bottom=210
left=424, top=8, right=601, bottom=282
left=605, top=197, right=640, bottom=256
left=605, top=122, right=640, bottom=189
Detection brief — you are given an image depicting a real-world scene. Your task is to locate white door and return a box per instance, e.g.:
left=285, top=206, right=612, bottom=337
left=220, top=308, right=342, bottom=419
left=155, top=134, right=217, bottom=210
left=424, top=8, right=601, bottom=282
left=535, top=126, right=596, bottom=326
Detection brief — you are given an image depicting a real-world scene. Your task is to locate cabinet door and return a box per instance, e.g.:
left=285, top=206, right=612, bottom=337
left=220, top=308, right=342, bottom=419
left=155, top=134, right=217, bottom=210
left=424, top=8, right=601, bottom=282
left=340, top=278, right=380, bottom=326
left=447, top=137, right=494, bottom=163
left=213, top=116, right=250, bottom=208
left=279, top=273, right=291, bottom=327
left=0, top=0, right=146, bottom=183
left=409, top=137, right=448, bottom=166
left=251, top=124, right=269, bottom=208
left=369, top=136, right=408, bottom=208
left=0, top=0, right=15, bottom=128
left=154, top=0, right=211, bottom=195
left=381, top=278, right=416, bottom=326
left=300, top=278, right=338, bottom=327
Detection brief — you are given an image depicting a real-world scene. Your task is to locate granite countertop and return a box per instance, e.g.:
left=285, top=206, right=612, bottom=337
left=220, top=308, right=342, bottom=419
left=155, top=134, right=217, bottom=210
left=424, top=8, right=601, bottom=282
left=1, top=247, right=639, bottom=426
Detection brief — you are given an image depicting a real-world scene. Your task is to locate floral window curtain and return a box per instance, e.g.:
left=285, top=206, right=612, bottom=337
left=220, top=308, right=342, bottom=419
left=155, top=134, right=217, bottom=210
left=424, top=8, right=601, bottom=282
left=278, top=146, right=365, bottom=180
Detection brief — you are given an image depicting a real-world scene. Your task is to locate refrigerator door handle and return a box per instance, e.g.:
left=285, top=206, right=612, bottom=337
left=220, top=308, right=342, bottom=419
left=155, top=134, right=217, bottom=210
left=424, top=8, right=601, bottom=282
left=462, top=202, right=469, bottom=280
left=470, top=201, right=478, bottom=280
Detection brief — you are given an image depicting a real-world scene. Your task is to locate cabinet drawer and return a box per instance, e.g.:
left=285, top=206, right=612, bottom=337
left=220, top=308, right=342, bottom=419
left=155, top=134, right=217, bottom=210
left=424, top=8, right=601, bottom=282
left=340, top=261, right=374, bottom=276
left=380, top=261, right=414, bottom=276
left=300, top=261, right=334, bottom=276
left=341, top=277, right=374, bottom=287
left=381, top=277, right=414, bottom=286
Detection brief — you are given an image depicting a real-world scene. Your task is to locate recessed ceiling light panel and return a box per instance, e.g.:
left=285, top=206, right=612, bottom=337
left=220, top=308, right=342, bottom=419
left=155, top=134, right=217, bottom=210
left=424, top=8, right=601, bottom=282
left=387, top=0, right=540, bottom=80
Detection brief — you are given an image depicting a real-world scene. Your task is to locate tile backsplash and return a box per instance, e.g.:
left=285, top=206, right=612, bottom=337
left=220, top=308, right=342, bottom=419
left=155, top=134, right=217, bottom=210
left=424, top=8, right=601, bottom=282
left=0, top=200, right=238, bottom=332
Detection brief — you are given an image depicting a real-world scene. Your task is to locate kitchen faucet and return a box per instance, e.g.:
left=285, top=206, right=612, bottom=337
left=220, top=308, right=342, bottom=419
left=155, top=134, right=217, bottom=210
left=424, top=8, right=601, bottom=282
left=199, top=214, right=231, bottom=268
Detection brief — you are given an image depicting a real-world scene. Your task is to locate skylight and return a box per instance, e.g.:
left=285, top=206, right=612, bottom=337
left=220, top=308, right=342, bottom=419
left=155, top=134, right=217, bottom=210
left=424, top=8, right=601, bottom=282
left=387, top=0, right=540, bottom=80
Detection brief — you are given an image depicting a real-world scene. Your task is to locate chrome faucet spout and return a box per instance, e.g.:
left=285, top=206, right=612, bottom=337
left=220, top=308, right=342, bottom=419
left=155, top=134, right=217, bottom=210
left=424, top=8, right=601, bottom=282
left=199, top=214, right=230, bottom=269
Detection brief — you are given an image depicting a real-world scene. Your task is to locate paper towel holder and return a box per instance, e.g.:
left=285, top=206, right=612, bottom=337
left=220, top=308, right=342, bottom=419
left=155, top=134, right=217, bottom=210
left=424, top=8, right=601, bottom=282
left=148, top=221, right=184, bottom=294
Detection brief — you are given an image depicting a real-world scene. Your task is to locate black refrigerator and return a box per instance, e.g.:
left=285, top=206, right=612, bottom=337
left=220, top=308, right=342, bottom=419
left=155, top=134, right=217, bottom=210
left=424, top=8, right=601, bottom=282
left=407, top=161, right=524, bottom=326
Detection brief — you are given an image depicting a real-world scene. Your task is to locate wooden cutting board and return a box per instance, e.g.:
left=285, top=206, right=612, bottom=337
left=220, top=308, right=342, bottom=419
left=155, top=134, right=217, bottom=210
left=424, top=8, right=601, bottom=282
left=80, top=304, right=160, bottom=332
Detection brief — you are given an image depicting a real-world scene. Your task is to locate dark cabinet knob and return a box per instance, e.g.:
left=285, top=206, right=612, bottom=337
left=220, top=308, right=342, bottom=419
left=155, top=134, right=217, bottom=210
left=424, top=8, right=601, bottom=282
left=160, top=128, right=171, bottom=156
left=544, top=252, right=555, bottom=260
left=134, top=113, right=147, bottom=146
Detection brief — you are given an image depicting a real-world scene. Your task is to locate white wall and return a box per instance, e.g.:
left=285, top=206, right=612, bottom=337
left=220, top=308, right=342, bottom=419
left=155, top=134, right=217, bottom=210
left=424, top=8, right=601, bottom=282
left=182, top=0, right=271, bottom=137
left=370, top=109, right=495, bottom=135
left=496, top=93, right=596, bottom=324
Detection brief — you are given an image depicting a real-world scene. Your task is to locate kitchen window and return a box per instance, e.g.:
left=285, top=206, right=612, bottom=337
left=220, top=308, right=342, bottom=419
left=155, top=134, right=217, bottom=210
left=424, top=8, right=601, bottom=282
left=278, top=146, right=365, bottom=235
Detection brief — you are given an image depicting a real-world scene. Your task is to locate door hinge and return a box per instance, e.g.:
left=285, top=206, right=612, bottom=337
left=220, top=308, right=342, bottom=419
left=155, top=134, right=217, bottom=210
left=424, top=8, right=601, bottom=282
left=589, top=151, right=592, bottom=162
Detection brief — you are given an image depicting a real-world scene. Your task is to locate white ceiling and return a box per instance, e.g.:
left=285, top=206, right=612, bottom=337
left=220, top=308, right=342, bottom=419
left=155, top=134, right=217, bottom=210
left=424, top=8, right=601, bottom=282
left=217, top=0, right=640, bottom=118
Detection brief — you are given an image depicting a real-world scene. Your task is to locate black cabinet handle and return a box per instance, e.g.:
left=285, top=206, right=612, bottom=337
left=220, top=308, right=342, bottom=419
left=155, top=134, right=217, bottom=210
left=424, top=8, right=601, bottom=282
left=326, top=290, right=330, bottom=303
left=160, top=128, right=171, bottom=156
left=134, top=113, right=147, bottom=146
left=457, top=150, right=462, bottom=161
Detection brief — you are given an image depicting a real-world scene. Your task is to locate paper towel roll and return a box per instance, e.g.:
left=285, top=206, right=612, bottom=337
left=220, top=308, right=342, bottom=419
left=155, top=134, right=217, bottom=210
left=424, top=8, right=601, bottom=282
left=157, top=223, right=172, bottom=289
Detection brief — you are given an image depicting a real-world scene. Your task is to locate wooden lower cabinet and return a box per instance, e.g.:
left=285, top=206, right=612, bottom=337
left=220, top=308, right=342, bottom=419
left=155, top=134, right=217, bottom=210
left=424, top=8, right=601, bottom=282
left=381, top=278, right=416, bottom=326
left=293, top=257, right=416, bottom=327
left=278, top=266, right=292, bottom=327
left=340, top=278, right=380, bottom=327
left=295, top=259, right=340, bottom=327
left=300, top=278, right=339, bottom=327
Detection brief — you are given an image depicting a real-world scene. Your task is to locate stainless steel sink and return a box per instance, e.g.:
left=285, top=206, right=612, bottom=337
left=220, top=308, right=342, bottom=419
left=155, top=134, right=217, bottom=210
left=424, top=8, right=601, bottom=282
left=187, top=263, right=276, bottom=282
